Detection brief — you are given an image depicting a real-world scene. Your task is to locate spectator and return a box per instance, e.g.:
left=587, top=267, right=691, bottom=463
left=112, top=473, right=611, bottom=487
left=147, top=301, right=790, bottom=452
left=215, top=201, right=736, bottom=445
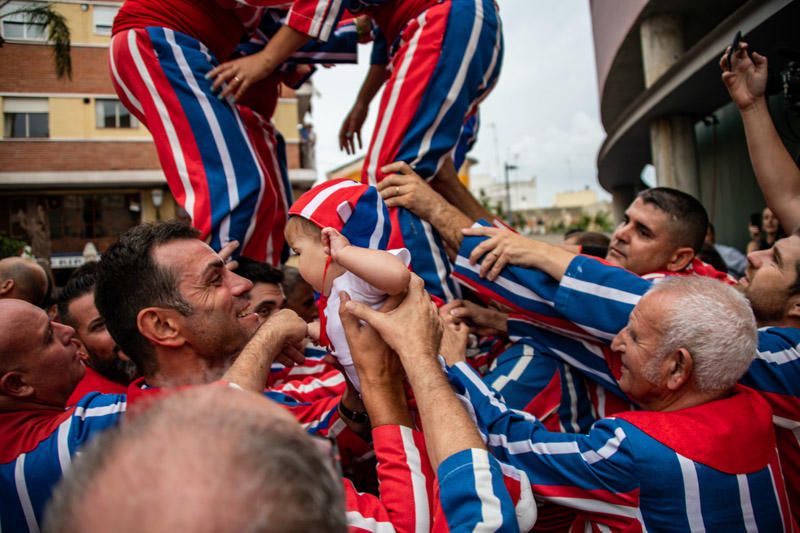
left=44, top=386, right=347, bottom=533
left=747, top=206, right=786, bottom=254
left=0, top=256, right=48, bottom=306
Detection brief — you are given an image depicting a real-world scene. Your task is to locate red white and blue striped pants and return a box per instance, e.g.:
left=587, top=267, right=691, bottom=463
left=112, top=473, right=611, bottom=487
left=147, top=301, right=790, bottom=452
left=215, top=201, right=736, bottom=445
left=363, top=0, right=503, bottom=302
left=109, top=27, right=291, bottom=265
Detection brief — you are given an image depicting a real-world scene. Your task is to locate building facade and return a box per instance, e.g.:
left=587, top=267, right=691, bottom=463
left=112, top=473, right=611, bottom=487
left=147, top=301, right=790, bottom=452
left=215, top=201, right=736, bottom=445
left=590, top=0, right=800, bottom=250
left=0, top=0, right=316, bottom=282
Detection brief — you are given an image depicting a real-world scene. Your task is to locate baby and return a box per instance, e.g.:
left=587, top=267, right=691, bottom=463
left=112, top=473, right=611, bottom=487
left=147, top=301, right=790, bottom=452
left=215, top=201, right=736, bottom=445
left=285, top=179, right=411, bottom=389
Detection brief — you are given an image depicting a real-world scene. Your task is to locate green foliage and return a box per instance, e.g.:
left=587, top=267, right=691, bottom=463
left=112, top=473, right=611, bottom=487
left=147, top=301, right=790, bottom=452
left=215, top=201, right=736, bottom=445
left=0, top=1, right=72, bottom=78
left=0, top=234, right=28, bottom=259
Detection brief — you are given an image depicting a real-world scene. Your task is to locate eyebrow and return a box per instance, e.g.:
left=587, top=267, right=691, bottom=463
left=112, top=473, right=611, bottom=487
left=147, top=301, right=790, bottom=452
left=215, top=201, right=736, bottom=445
left=635, top=220, right=654, bottom=236
left=201, top=259, right=226, bottom=278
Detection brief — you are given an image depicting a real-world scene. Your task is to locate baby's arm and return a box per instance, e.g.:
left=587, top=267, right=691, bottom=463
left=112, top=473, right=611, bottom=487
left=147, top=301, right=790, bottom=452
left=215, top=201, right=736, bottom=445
left=323, top=228, right=411, bottom=295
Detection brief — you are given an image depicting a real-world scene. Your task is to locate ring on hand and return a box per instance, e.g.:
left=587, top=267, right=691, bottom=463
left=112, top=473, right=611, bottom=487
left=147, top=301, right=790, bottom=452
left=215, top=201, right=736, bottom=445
left=395, top=186, right=400, bottom=196
left=233, top=75, right=242, bottom=83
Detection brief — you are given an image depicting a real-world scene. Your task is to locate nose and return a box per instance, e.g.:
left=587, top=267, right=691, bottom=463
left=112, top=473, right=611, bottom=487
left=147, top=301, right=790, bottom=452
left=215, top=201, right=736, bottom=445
left=610, top=330, right=624, bottom=352
left=746, top=248, right=768, bottom=269
left=229, top=270, right=254, bottom=296
left=55, top=321, right=76, bottom=345
left=613, top=221, right=631, bottom=243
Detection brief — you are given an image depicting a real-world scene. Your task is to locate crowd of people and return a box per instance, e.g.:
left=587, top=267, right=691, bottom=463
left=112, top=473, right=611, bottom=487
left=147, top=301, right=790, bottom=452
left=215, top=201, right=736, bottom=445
left=1, top=1, right=799, bottom=531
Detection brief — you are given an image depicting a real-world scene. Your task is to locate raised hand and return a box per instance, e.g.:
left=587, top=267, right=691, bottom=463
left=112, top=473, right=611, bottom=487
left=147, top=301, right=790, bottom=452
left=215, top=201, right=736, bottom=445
left=720, top=42, right=767, bottom=111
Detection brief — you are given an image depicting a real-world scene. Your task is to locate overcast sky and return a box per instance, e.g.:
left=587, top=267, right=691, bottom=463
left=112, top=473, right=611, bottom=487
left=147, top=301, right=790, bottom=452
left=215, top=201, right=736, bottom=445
left=309, top=0, right=610, bottom=207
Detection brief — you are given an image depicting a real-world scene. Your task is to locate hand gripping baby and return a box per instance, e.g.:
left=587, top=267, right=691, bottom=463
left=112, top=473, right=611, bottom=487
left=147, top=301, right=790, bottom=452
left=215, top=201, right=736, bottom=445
left=285, top=179, right=411, bottom=390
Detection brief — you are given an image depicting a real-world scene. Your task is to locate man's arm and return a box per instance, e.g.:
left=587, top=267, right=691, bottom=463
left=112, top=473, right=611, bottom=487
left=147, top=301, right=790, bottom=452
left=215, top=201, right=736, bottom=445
left=722, top=44, right=800, bottom=232
left=377, top=162, right=473, bottom=260
left=340, top=63, right=388, bottom=155
left=223, top=309, right=307, bottom=392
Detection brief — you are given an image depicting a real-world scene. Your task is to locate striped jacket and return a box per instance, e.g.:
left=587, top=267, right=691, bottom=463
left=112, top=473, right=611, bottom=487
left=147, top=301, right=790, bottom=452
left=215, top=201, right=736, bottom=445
left=0, top=393, right=127, bottom=532
left=449, top=362, right=793, bottom=532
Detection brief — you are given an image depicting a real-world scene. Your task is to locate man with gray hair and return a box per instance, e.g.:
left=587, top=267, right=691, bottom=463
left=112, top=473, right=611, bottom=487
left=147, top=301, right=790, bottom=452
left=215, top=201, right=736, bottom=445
left=44, top=386, right=348, bottom=533
left=363, top=276, right=791, bottom=531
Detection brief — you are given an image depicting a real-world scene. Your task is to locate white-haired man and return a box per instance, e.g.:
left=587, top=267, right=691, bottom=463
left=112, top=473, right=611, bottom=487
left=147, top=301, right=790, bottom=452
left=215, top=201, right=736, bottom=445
left=348, top=276, right=792, bottom=530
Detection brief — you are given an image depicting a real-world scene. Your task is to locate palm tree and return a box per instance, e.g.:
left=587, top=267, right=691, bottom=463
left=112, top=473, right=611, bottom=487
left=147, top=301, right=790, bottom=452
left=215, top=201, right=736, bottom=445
left=0, top=1, right=71, bottom=78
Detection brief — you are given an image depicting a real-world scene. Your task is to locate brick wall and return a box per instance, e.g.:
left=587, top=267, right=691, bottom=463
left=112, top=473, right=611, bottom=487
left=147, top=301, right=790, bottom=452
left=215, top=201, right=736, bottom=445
left=0, top=141, right=159, bottom=171
left=0, top=44, right=114, bottom=94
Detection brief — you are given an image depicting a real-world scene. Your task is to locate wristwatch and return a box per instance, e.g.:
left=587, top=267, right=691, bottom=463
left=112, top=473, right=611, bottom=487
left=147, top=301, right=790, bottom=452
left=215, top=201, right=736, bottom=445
left=338, top=401, right=370, bottom=425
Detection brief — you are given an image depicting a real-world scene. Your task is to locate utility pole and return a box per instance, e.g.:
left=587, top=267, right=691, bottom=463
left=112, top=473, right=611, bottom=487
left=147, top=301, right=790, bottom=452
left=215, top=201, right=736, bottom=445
left=504, top=162, right=518, bottom=221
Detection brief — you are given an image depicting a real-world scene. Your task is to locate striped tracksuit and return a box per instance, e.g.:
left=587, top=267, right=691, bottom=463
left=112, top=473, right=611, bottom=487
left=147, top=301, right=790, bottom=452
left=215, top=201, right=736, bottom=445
left=449, top=362, right=793, bottom=532
left=0, top=393, right=128, bottom=532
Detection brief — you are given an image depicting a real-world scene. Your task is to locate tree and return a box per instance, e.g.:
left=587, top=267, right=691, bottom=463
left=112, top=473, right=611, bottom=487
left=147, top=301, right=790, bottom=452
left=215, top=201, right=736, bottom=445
left=0, top=1, right=71, bottom=78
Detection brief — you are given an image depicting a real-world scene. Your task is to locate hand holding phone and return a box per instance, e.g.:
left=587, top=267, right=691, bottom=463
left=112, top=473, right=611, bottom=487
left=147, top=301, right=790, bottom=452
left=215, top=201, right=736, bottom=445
left=726, top=30, right=742, bottom=70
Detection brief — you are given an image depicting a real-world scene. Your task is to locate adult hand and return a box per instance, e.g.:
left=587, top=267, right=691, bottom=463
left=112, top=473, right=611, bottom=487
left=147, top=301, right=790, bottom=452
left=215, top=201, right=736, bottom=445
left=440, top=299, right=507, bottom=336
left=263, top=309, right=307, bottom=366
left=339, top=292, right=404, bottom=388
left=218, top=240, right=240, bottom=271
left=438, top=320, right=469, bottom=366
left=339, top=104, right=367, bottom=154
left=377, top=162, right=443, bottom=220
left=343, top=274, right=442, bottom=366
left=207, top=52, right=276, bottom=102
left=321, top=227, right=350, bottom=261
left=720, top=42, right=767, bottom=111
left=463, top=226, right=545, bottom=280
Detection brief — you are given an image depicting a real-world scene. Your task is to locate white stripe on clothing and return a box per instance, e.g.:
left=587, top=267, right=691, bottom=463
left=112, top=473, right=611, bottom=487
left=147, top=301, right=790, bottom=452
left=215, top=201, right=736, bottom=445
left=677, top=454, right=706, bottom=532
left=109, top=35, right=144, bottom=115
left=736, top=474, right=758, bottom=533
left=399, top=426, right=431, bottom=533
left=471, top=449, right=504, bottom=532
left=126, top=29, right=197, bottom=222
left=57, top=418, right=72, bottom=474
left=345, top=511, right=396, bottom=533
left=490, top=344, right=533, bottom=392
left=561, top=276, right=643, bottom=306
left=14, top=455, right=40, bottom=533
left=301, top=180, right=362, bottom=218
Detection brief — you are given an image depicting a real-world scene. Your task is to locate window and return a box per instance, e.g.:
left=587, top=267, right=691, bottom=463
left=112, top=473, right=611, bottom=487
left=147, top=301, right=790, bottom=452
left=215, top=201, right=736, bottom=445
left=92, top=5, right=118, bottom=35
left=3, top=97, right=48, bottom=138
left=0, top=2, right=47, bottom=41
left=95, top=99, right=137, bottom=129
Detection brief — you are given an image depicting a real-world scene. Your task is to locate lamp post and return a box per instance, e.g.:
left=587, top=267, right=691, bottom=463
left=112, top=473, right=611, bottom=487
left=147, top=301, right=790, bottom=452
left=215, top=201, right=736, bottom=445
left=151, top=189, right=164, bottom=221
left=504, top=162, right=518, bottom=221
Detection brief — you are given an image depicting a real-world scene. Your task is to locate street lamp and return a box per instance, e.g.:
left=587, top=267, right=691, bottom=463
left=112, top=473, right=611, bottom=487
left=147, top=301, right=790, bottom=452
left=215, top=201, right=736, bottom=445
left=504, top=162, right=518, bottom=221
left=151, top=188, right=164, bottom=221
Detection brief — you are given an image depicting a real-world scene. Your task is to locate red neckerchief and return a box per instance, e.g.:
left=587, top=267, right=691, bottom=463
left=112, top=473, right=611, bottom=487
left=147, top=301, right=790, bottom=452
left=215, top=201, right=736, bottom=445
left=317, top=256, right=334, bottom=350
left=642, top=257, right=737, bottom=285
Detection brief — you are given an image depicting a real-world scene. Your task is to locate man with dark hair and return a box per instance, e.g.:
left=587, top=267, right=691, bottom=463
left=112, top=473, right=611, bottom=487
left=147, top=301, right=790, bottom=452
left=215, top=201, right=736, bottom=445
left=44, top=386, right=348, bottom=533
left=57, top=262, right=138, bottom=396
left=233, top=257, right=286, bottom=322
left=94, top=221, right=365, bottom=436
left=0, top=256, right=49, bottom=306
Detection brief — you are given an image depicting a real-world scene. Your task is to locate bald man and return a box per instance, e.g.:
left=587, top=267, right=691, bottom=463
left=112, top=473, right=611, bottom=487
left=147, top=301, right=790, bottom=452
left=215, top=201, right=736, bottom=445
left=0, top=257, right=48, bottom=306
left=44, top=386, right=347, bottom=533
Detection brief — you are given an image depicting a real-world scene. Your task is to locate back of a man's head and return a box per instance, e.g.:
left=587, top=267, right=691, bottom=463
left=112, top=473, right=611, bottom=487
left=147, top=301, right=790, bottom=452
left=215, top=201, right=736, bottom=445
left=0, top=256, right=48, bottom=306
left=44, top=386, right=347, bottom=533
left=647, top=276, right=756, bottom=392
left=637, top=187, right=709, bottom=253
left=94, top=222, right=199, bottom=376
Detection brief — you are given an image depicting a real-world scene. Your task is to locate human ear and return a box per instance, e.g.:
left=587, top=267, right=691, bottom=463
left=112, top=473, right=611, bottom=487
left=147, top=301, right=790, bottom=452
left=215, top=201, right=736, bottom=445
left=666, top=348, right=693, bottom=391
left=0, top=278, right=14, bottom=296
left=137, top=307, right=185, bottom=348
left=786, top=294, right=800, bottom=323
left=666, top=247, right=695, bottom=272
left=0, top=371, right=34, bottom=398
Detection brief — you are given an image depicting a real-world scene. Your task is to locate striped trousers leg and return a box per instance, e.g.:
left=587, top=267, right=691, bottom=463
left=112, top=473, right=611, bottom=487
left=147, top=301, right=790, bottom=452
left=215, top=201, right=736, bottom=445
left=108, top=27, right=289, bottom=265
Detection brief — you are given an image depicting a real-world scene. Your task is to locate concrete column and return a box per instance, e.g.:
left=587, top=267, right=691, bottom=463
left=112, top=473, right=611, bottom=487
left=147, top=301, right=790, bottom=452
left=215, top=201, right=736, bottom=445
left=640, top=15, right=700, bottom=198
left=611, top=185, right=637, bottom=223
left=649, top=116, right=700, bottom=198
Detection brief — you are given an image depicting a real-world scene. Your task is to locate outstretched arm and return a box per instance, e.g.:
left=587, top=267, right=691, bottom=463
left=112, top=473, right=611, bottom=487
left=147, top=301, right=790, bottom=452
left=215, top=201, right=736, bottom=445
left=340, top=63, right=389, bottom=154
left=323, top=228, right=410, bottom=295
left=721, top=43, right=800, bottom=232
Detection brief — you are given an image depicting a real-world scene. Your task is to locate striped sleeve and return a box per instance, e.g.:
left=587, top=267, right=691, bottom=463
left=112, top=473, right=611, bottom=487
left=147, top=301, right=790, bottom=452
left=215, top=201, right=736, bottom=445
left=446, top=362, right=639, bottom=514
left=372, top=425, right=435, bottom=533
left=554, top=255, right=650, bottom=343
left=68, top=392, right=128, bottom=450
left=434, top=449, right=520, bottom=533
left=285, top=0, right=348, bottom=41
left=269, top=369, right=347, bottom=402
